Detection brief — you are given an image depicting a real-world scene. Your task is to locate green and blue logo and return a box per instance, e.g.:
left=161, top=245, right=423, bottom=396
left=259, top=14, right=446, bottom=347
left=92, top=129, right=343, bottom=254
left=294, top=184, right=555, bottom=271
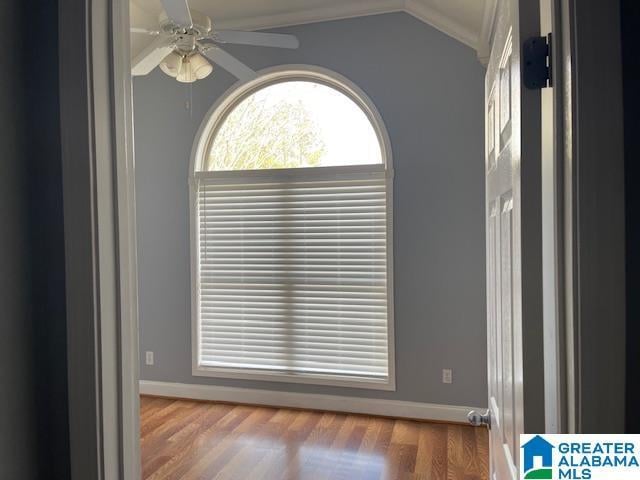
left=521, top=435, right=554, bottom=479
left=519, top=434, right=640, bottom=479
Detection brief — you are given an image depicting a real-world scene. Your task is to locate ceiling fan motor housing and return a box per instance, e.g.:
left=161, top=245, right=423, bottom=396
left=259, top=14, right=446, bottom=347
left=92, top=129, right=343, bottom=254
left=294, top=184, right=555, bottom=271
left=159, top=9, right=212, bottom=37
left=158, top=10, right=212, bottom=56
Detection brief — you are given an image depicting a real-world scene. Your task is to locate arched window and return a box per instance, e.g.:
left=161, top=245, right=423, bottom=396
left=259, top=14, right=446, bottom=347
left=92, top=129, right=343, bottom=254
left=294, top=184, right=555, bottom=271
left=190, top=67, right=394, bottom=389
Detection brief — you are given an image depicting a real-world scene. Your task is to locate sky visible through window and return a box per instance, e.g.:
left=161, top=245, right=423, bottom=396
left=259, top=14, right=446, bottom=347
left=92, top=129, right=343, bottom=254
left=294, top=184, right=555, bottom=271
left=206, top=80, right=382, bottom=171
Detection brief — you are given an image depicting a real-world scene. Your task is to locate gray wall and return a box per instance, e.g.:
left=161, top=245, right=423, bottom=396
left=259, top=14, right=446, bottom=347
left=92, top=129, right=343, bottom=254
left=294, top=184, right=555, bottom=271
left=0, top=1, right=69, bottom=478
left=135, top=12, right=487, bottom=407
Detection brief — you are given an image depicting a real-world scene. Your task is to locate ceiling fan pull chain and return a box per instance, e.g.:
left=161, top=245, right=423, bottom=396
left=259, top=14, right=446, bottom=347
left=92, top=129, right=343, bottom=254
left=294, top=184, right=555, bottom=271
left=183, top=83, right=192, bottom=116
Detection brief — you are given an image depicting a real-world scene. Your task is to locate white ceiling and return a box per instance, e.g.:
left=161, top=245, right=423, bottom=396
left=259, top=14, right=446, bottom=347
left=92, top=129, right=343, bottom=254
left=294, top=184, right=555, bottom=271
left=131, top=0, right=496, bottom=63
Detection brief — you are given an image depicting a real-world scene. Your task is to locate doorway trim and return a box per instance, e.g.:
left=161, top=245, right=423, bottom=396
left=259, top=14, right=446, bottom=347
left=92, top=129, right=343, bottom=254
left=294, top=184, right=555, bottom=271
left=59, top=0, right=140, bottom=478
left=559, top=0, right=626, bottom=433
left=58, top=0, right=626, bottom=477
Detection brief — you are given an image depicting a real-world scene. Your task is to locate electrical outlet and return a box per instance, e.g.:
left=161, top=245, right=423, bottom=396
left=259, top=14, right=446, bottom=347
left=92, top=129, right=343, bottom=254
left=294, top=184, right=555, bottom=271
left=145, top=351, right=154, bottom=366
left=442, top=368, right=453, bottom=384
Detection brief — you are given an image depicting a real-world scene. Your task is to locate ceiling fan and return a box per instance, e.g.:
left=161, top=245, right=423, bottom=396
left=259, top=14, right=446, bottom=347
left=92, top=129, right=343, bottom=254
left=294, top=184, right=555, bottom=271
left=131, top=0, right=299, bottom=83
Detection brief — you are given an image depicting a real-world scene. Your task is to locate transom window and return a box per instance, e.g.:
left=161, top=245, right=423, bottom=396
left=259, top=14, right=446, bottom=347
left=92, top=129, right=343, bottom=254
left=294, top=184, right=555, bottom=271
left=191, top=67, right=394, bottom=389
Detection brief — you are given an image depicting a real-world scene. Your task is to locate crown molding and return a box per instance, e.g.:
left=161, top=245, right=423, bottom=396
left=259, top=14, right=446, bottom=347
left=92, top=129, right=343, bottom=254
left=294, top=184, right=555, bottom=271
left=213, top=0, right=482, bottom=54
left=215, top=0, right=406, bottom=31
left=404, top=0, right=478, bottom=49
left=476, top=0, right=497, bottom=64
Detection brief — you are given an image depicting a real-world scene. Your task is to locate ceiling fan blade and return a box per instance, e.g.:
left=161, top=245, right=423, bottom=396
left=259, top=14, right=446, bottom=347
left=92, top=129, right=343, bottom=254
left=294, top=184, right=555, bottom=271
left=131, top=27, right=159, bottom=35
left=160, top=0, right=192, bottom=26
left=215, top=31, right=299, bottom=49
left=132, top=37, right=174, bottom=76
left=202, top=47, right=257, bottom=82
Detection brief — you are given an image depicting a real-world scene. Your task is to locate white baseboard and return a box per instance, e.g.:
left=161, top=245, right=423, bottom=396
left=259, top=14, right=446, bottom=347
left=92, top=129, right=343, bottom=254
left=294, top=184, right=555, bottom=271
left=139, top=380, right=481, bottom=424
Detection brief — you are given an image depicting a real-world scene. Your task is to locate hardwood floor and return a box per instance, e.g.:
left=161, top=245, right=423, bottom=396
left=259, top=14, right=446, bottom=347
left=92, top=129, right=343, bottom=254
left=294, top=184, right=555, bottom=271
left=140, top=396, right=488, bottom=480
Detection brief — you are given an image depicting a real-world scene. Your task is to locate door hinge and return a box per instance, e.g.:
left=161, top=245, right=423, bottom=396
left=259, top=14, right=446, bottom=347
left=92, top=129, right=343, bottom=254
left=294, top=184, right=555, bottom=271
left=523, top=33, right=552, bottom=89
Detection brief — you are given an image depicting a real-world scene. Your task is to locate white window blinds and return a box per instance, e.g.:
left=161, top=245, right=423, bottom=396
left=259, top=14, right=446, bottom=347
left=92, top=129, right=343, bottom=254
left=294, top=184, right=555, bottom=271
left=195, top=166, right=392, bottom=384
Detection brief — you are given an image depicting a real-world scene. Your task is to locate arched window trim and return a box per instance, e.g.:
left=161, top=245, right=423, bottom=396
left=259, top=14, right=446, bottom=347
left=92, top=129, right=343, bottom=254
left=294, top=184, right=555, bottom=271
left=189, top=66, right=396, bottom=390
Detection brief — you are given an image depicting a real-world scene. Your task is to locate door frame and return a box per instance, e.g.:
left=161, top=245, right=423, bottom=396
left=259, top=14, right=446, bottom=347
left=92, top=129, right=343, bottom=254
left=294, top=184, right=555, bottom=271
left=59, top=0, right=140, bottom=478
left=558, top=0, right=626, bottom=433
left=58, top=0, right=626, bottom=477
left=540, top=0, right=566, bottom=435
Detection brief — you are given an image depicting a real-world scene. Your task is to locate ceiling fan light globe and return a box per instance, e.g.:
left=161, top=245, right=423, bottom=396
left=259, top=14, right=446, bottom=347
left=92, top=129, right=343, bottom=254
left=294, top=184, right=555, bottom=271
left=159, top=51, right=182, bottom=77
left=190, top=53, right=213, bottom=80
left=176, top=57, right=196, bottom=83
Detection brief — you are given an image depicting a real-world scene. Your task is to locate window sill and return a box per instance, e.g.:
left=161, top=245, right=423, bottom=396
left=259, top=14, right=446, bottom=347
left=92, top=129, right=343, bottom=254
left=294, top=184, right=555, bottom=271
left=192, top=364, right=396, bottom=391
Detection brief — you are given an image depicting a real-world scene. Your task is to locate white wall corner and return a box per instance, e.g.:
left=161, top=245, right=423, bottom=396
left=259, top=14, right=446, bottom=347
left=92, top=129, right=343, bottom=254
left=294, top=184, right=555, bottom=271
left=139, top=380, right=484, bottom=424
left=403, top=0, right=479, bottom=50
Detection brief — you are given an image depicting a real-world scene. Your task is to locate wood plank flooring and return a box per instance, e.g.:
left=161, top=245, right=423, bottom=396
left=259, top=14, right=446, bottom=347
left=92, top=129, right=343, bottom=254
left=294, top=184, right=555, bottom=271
left=140, top=396, right=488, bottom=480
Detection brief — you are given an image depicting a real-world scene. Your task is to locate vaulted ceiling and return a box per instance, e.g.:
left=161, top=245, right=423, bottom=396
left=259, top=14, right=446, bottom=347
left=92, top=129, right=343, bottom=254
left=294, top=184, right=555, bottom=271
left=131, top=0, right=496, bottom=63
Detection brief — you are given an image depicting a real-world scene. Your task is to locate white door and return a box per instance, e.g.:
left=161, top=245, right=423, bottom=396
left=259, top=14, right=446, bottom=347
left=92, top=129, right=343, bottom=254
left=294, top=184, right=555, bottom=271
left=480, top=0, right=546, bottom=479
